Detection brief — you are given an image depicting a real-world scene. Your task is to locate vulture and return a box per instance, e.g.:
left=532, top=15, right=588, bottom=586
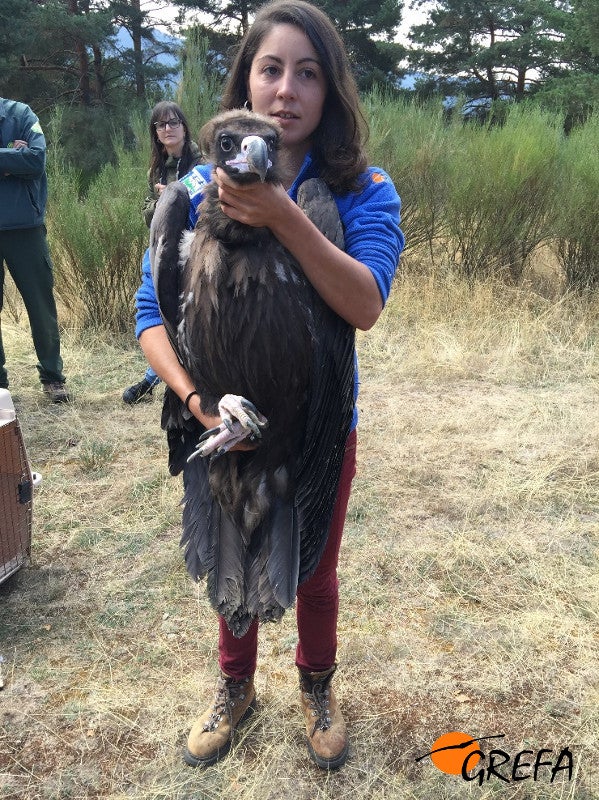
left=149, top=109, right=355, bottom=637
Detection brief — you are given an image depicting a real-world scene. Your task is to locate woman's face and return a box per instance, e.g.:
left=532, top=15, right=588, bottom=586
left=247, top=24, right=327, bottom=165
left=155, top=113, right=186, bottom=156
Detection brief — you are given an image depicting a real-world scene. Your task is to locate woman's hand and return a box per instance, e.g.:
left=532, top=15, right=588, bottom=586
left=213, top=167, right=290, bottom=229
left=140, top=326, right=260, bottom=456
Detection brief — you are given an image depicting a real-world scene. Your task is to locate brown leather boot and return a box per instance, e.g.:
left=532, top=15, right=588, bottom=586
left=299, top=664, right=349, bottom=770
left=183, top=673, right=256, bottom=767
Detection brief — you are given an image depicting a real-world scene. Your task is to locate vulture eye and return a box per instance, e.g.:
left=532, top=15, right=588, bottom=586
left=220, top=135, right=234, bottom=152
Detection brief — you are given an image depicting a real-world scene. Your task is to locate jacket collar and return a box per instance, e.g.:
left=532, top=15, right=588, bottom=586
left=288, top=152, right=320, bottom=201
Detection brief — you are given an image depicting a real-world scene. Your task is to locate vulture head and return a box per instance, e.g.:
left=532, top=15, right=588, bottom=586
left=199, top=109, right=282, bottom=185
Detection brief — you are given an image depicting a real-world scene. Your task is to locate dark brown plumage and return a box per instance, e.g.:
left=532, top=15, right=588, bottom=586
left=150, top=110, right=355, bottom=637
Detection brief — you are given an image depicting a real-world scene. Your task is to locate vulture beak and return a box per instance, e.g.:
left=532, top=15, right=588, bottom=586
left=226, top=135, right=272, bottom=182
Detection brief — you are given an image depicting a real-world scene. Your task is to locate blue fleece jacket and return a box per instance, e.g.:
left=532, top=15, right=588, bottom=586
left=0, top=98, right=48, bottom=230
left=135, top=152, right=405, bottom=427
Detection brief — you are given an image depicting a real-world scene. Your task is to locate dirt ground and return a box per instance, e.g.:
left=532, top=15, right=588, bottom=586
left=1, top=275, right=598, bottom=799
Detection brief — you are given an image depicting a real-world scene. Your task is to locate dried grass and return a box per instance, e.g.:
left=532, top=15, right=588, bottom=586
left=1, top=267, right=597, bottom=799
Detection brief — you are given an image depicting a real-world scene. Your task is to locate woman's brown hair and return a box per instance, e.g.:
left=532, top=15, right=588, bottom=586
left=219, top=0, right=368, bottom=194
left=149, top=101, right=196, bottom=184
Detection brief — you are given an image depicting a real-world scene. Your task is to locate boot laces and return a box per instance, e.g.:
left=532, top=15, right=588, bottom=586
left=202, top=675, right=247, bottom=733
left=305, top=679, right=333, bottom=735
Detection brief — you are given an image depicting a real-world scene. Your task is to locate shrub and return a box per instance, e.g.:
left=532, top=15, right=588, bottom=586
left=176, top=31, right=223, bottom=141
left=553, top=113, right=599, bottom=289
left=442, top=104, right=562, bottom=282
left=47, top=116, right=149, bottom=332
left=365, top=93, right=454, bottom=257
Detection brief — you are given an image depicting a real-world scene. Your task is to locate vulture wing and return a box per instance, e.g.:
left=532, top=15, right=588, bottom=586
left=149, top=180, right=206, bottom=476
left=149, top=181, right=190, bottom=352
left=293, top=179, right=355, bottom=584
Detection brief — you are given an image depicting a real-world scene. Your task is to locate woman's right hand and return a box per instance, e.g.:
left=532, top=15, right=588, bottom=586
left=139, top=326, right=261, bottom=456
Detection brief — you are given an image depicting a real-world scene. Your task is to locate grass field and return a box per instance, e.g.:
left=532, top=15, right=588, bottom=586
left=0, top=265, right=597, bottom=799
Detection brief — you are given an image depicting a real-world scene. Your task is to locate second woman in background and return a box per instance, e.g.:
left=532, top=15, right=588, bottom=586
left=123, top=101, right=203, bottom=405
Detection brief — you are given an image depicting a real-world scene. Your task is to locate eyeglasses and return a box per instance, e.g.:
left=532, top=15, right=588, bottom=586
left=155, top=118, right=182, bottom=131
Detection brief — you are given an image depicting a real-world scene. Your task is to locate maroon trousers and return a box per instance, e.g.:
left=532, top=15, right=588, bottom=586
left=218, top=429, right=358, bottom=679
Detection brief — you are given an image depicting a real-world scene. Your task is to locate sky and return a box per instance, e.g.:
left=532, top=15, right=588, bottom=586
left=144, top=1, right=429, bottom=46
left=397, top=4, right=428, bottom=45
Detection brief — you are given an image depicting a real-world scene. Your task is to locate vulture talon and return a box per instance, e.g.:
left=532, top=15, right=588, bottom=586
left=242, top=400, right=269, bottom=432
left=247, top=420, right=263, bottom=438
left=198, top=425, right=223, bottom=444
left=217, top=394, right=268, bottom=439
left=187, top=414, right=262, bottom=462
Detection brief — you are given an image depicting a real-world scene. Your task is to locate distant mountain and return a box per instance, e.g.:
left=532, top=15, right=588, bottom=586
left=112, top=27, right=423, bottom=95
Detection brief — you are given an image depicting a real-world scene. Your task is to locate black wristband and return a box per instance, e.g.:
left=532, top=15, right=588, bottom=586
left=184, top=390, right=200, bottom=412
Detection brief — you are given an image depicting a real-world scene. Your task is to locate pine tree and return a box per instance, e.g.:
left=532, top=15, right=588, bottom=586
left=407, top=0, right=577, bottom=101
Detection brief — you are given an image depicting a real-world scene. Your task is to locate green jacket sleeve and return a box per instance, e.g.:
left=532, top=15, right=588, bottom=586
left=142, top=169, right=159, bottom=228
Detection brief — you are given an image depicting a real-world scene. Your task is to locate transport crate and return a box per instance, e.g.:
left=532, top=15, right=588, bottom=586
left=0, top=389, right=35, bottom=585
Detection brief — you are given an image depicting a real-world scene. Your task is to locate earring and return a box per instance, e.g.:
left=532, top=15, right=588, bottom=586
left=244, top=99, right=252, bottom=111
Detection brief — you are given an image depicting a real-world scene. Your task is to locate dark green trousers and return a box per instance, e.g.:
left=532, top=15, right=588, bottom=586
left=0, top=226, right=65, bottom=388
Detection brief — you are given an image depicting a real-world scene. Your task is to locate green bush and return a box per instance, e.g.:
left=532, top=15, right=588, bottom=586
left=176, top=31, right=223, bottom=142
left=47, top=116, right=149, bottom=332
left=44, top=39, right=223, bottom=337
left=365, top=93, right=453, bottom=256
left=553, top=113, right=599, bottom=288
left=442, top=104, right=562, bottom=281
left=44, top=89, right=599, bottom=339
